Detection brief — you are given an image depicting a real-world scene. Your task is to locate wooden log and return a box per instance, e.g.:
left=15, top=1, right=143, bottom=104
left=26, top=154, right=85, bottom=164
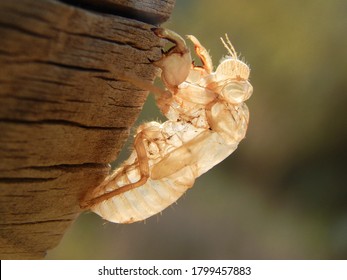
left=0, top=0, right=175, bottom=259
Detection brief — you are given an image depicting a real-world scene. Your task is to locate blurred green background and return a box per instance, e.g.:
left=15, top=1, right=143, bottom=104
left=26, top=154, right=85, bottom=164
left=47, top=0, right=347, bottom=259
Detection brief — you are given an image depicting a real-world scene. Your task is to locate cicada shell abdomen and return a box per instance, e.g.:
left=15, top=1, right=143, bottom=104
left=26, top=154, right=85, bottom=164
left=88, top=121, right=200, bottom=223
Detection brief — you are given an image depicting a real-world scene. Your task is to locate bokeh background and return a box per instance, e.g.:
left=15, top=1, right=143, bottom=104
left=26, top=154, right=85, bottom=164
left=47, top=0, right=347, bottom=259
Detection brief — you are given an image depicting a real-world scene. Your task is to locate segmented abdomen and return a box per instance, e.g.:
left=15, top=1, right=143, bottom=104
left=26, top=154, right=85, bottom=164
left=90, top=157, right=195, bottom=223
left=88, top=102, right=248, bottom=223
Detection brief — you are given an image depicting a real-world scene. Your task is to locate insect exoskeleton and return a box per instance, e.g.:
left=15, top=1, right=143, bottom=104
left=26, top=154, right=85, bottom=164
left=81, top=29, right=253, bottom=223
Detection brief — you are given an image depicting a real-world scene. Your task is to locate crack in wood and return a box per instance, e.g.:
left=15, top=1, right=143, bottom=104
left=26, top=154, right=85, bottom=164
left=0, top=178, right=57, bottom=183
left=0, top=118, right=127, bottom=130
left=17, top=76, right=75, bottom=87
left=57, top=0, right=174, bottom=25
left=10, top=162, right=110, bottom=171
left=0, top=22, right=53, bottom=40
left=33, top=60, right=109, bottom=73
left=1, top=95, right=64, bottom=105
left=0, top=218, right=73, bottom=227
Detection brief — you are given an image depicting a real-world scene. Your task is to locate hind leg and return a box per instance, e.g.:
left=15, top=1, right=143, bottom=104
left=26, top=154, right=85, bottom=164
left=80, top=124, right=162, bottom=209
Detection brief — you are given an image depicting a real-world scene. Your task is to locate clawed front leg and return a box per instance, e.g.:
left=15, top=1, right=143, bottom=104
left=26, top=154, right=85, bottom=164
left=152, top=28, right=192, bottom=90
left=187, top=35, right=213, bottom=74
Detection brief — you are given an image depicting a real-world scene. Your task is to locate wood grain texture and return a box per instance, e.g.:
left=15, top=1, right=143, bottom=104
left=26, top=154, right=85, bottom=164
left=0, top=0, right=175, bottom=259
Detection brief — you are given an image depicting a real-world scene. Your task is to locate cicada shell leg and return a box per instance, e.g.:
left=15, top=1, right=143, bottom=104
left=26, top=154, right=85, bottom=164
left=151, top=28, right=192, bottom=89
left=186, top=35, right=213, bottom=74
left=152, top=28, right=188, bottom=54
left=80, top=130, right=151, bottom=209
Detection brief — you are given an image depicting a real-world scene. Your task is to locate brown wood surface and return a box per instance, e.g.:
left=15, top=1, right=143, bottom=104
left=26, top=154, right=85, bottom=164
left=0, top=0, right=175, bottom=259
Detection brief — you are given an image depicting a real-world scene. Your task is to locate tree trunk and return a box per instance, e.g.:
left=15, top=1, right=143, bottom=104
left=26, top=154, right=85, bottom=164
left=0, top=0, right=175, bottom=259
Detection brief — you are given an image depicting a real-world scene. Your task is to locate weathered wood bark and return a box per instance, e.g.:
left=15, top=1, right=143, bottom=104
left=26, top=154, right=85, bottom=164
left=0, top=0, right=175, bottom=259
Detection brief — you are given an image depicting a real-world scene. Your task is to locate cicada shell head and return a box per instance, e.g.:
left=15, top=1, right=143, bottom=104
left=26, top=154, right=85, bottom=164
left=216, top=34, right=250, bottom=81
left=215, top=58, right=250, bottom=81
left=214, top=34, right=252, bottom=104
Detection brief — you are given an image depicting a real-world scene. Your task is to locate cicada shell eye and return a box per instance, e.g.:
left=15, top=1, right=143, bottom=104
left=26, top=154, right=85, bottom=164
left=221, top=80, right=253, bottom=104
left=215, top=58, right=250, bottom=81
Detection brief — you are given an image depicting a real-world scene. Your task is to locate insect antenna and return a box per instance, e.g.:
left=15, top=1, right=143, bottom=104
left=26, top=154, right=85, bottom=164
left=220, top=34, right=238, bottom=60
left=221, top=34, right=246, bottom=79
